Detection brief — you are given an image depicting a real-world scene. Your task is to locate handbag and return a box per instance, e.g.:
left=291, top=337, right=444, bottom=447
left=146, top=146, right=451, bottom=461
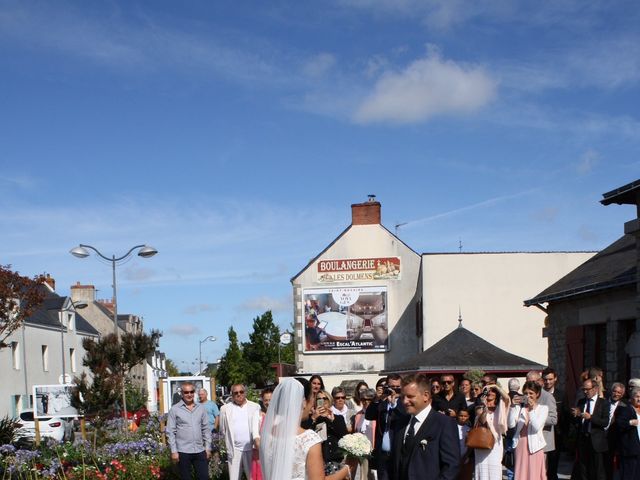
left=465, top=425, right=495, bottom=450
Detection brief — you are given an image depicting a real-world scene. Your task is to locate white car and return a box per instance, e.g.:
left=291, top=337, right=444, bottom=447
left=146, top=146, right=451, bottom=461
left=15, top=409, right=67, bottom=444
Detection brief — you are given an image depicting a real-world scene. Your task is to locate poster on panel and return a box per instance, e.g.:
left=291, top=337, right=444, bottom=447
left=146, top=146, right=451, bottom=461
left=164, top=376, right=207, bottom=413
left=303, top=286, right=388, bottom=353
left=33, top=384, right=79, bottom=418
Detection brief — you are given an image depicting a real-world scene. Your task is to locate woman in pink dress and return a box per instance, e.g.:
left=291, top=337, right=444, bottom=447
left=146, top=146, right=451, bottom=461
left=251, top=387, right=274, bottom=480
left=507, top=381, right=548, bottom=480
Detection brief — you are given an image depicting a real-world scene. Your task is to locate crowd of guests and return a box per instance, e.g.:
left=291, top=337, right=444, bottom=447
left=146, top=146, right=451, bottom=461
left=166, top=367, right=640, bottom=480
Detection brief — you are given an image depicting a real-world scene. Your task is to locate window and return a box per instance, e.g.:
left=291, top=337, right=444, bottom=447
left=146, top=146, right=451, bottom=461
left=11, top=395, right=21, bottom=418
left=42, top=345, right=49, bottom=371
left=70, top=348, right=76, bottom=373
left=67, top=312, right=74, bottom=331
left=11, top=341, right=19, bottom=369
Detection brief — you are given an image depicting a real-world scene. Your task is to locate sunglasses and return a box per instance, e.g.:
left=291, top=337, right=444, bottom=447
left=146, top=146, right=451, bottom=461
left=183, top=390, right=195, bottom=394
left=317, top=396, right=328, bottom=400
left=334, top=396, right=346, bottom=400
left=232, top=390, right=245, bottom=395
left=443, top=381, right=454, bottom=384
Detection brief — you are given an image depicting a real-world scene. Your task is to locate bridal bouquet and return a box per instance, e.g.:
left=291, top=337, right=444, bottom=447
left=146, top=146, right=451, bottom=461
left=338, top=433, right=373, bottom=458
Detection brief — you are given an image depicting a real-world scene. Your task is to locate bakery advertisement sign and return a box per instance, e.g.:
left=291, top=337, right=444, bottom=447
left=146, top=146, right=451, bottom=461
left=303, top=286, right=388, bottom=353
left=316, top=257, right=401, bottom=283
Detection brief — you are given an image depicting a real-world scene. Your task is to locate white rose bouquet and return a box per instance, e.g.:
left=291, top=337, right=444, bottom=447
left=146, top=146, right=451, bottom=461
left=338, top=433, right=373, bottom=459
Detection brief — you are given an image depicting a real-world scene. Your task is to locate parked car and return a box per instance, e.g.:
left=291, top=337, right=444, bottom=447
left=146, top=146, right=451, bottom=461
left=14, top=409, right=69, bottom=444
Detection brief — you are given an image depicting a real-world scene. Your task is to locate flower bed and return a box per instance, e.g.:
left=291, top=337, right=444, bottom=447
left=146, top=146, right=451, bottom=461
left=0, top=415, right=229, bottom=480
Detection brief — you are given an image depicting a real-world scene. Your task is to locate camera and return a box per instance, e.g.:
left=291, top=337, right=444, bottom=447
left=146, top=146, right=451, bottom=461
left=384, top=386, right=401, bottom=396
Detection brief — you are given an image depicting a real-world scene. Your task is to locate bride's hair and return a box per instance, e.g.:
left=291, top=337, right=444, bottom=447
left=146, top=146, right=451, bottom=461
left=260, top=377, right=310, bottom=480
left=296, top=377, right=312, bottom=400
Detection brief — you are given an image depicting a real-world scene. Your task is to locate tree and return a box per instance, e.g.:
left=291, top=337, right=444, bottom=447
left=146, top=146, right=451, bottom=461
left=165, top=358, right=180, bottom=377
left=73, top=330, right=161, bottom=420
left=216, top=327, right=246, bottom=388
left=242, top=311, right=280, bottom=388
left=0, top=265, right=45, bottom=349
left=280, top=322, right=296, bottom=365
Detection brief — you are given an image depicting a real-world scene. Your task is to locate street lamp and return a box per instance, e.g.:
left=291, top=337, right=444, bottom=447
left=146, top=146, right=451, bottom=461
left=70, top=243, right=157, bottom=425
left=199, top=336, right=216, bottom=375
left=69, top=244, right=157, bottom=338
left=49, top=300, right=87, bottom=384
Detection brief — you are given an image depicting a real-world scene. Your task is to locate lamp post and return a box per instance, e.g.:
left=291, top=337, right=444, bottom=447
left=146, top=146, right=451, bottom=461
left=49, top=300, right=88, bottom=384
left=69, top=244, right=157, bottom=338
left=199, top=336, right=216, bottom=375
left=70, top=243, right=157, bottom=423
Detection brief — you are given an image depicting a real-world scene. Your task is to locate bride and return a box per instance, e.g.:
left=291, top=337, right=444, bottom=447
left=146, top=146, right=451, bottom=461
left=260, top=377, right=356, bottom=480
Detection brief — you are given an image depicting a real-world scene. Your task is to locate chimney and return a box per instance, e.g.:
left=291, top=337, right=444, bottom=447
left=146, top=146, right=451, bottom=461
left=43, top=273, right=56, bottom=291
left=351, top=194, right=381, bottom=225
left=70, top=282, right=97, bottom=303
left=98, top=298, right=115, bottom=313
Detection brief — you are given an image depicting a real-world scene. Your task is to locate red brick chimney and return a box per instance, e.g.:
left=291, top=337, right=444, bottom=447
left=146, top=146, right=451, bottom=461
left=351, top=195, right=381, bottom=225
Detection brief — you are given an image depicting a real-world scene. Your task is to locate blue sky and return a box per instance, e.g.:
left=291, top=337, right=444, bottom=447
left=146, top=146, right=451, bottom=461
left=1, top=0, right=638, bottom=370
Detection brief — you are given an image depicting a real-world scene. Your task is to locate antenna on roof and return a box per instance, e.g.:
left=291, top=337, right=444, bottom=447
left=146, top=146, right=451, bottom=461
left=458, top=237, right=463, bottom=253
left=458, top=306, right=463, bottom=328
left=395, top=221, right=407, bottom=236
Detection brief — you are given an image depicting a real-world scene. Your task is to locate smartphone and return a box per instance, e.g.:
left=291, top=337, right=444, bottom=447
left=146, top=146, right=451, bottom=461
left=316, top=397, right=324, bottom=408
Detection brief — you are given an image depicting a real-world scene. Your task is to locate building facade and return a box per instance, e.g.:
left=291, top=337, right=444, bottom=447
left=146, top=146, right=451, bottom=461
left=0, top=285, right=99, bottom=417
left=292, top=197, right=594, bottom=391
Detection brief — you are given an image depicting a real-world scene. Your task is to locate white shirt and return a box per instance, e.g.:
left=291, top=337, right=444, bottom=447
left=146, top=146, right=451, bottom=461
left=404, top=404, right=432, bottom=441
left=583, top=395, right=597, bottom=433
left=606, top=400, right=620, bottom=430
left=230, top=402, right=251, bottom=450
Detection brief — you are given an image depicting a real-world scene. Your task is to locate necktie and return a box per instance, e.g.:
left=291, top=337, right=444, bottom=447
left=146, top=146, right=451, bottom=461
left=582, top=399, right=591, bottom=433
left=405, top=416, right=418, bottom=444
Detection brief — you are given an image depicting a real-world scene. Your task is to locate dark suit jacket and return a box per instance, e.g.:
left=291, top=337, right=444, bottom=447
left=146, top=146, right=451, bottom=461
left=365, top=398, right=408, bottom=456
left=392, top=408, right=460, bottom=480
left=614, top=404, right=640, bottom=457
left=576, top=396, right=610, bottom=453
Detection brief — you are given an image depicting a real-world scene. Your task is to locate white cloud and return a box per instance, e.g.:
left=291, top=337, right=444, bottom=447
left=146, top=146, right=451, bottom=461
left=353, top=47, right=497, bottom=124
left=123, top=266, right=157, bottom=282
left=183, top=304, right=217, bottom=315
left=237, top=295, right=290, bottom=313
left=303, top=53, right=336, bottom=78
left=168, top=324, right=202, bottom=336
left=577, top=149, right=599, bottom=175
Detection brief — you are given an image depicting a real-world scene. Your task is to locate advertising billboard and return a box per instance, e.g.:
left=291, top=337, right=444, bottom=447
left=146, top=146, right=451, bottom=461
left=316, top=257, right=401, bottom=283
left=303, top=286, right=388, bottom=353
left=33, top=384, right=79, bottom=418
left=163, top=376, right=208, bottom=413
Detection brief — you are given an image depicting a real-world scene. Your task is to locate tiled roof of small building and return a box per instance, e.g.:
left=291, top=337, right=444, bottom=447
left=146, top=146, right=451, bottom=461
left=386, top=325, right=544, bottom=374
left=524, top=234, right=636, bottom=306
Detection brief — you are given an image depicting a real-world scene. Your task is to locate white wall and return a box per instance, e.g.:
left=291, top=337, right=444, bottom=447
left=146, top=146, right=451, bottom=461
left=422, top=252, right=595, bottom=365
left=293, top=224, right=422, bottom=376
left=0, top=320, right=94, bottom=418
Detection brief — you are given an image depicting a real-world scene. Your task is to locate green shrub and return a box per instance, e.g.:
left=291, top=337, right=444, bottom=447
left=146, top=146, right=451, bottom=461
left=0, top=415, right=19, bottom=445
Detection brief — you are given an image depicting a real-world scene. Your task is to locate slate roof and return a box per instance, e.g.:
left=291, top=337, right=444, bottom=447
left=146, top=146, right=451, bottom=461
left=524, top=234, right=636, bottom=306
left=25, top=292, right=100, bottom=336
left=386, top=325, right=544, bottom=374
left=601, top=179, right=640, bottom=206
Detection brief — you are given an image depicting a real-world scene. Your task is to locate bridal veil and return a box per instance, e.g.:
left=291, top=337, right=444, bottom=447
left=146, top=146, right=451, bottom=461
left=259, top=377, right=304, bottom=480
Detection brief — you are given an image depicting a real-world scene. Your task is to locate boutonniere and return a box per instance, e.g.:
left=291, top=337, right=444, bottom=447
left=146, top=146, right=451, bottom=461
left=420, top=439, right=429, bottom=450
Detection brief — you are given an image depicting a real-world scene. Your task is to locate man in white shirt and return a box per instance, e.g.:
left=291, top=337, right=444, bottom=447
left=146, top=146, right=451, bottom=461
left=219, top=384, right=261, bottom=480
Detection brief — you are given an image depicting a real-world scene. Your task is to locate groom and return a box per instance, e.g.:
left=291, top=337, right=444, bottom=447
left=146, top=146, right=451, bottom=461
left=393, top=374, right=460, bottom=480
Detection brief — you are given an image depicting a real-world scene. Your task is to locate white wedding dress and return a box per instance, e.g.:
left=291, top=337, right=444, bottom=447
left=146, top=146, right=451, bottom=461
left=292, top=429, right=323, bottom=480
